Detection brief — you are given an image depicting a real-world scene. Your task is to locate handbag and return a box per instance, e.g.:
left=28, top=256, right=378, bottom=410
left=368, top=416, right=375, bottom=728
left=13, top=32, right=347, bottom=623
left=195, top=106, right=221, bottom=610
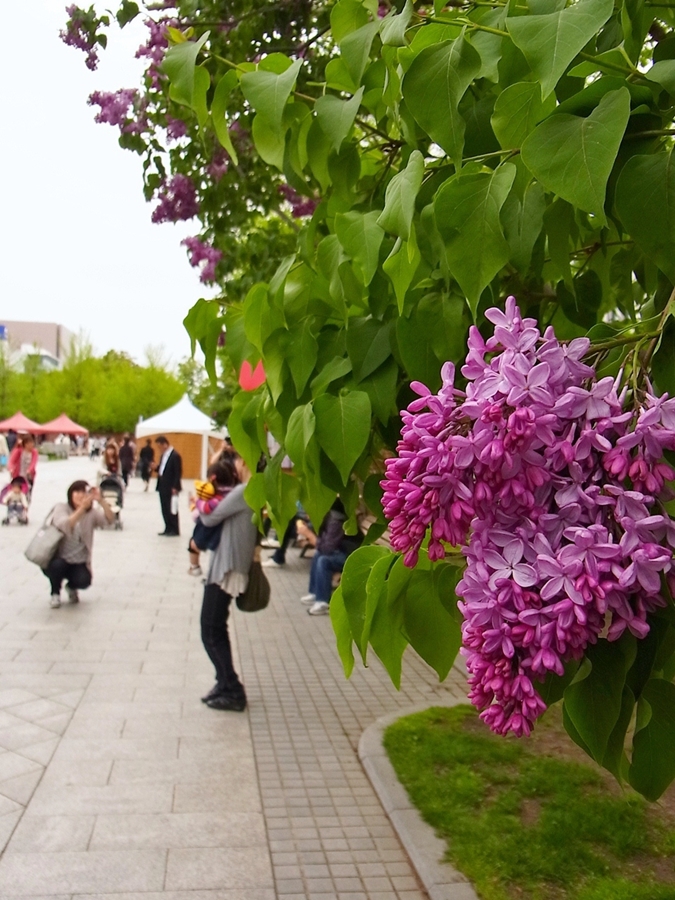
left=24, top=508, right=63, bottom=569
left=236, top=546, right=271, bottom=612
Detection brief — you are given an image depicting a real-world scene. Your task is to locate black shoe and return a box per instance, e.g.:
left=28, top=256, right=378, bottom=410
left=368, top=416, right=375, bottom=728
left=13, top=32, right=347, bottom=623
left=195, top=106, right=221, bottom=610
left=201, top=684, right=222, bottom=703
left=158, top=531, right=168, bottom=536
left=206, top=693, right=247, bottom=712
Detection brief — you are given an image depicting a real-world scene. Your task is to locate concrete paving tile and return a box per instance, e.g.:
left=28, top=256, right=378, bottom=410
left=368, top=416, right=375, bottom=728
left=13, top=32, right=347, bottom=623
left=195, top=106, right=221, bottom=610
left=51, top=737, right=179, bottom=761
left=0, top=689, right=40, bottom=708
left=109, top=756, right=255, bottom=786
left=0, top=722, right=57, bottom=751
left=0, top=809, right=23, bottom=853
left=0, top=768, right=44, bottom=805
left=165, top=846, right=274, bottom=891
left=172, top=780, right=261, bottom=814
left=75, top=893, right=276, bottom=900
left=0, top=849, right=166, bottom=894
left=8, top=815, right=96, bottom=852
left=37, top=758, right=112, bottom=788
left=8, top=699, right=73, bottom=723
left=0, top=750, right=43, bottom=782
left=29, top=782, right=174, bottom=816
left=89, top=812, right=266, bottom=849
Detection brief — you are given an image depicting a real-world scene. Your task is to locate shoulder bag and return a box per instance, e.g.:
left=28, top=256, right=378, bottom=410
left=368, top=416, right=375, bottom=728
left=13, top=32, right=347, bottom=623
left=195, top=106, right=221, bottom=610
left=236, top=546, right=271, bottom=612
left=24, top=508, right=63, bottom=569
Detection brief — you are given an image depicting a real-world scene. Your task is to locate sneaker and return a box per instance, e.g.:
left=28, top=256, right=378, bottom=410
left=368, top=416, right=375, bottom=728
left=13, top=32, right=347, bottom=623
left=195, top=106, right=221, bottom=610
left=50, top=594, right=61, bottom=609
left=300, top=593, right=316, bottom=604
left=188, top=565, right=203, bottom=576
left=66, top=587, right=79, bottom=604
left=261, top=557, right=284, bottom=568
left=261, top=538, right=280, bottom=549
left=307, top=601, right=330, bottom=616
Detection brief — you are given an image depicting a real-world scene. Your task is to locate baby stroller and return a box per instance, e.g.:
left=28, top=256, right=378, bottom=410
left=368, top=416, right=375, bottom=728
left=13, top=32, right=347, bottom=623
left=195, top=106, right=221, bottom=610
left=0, top=476, right=30, bottom=526
left=98, top=474, right=124, bottom=530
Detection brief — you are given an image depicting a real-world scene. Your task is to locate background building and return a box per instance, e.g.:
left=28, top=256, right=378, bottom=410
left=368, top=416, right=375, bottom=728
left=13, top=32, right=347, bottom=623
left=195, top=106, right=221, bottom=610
left=0, top=321, right=75, bottom=370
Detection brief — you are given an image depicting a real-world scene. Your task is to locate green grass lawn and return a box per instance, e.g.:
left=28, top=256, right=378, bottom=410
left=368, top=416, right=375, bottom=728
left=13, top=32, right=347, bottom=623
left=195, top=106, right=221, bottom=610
left=383, top=705, right=675, bottom=900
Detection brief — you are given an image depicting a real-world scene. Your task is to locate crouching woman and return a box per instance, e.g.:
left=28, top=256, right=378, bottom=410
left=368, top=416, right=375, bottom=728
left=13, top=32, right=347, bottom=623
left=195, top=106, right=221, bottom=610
left=44, top=481, right=114, bottom=609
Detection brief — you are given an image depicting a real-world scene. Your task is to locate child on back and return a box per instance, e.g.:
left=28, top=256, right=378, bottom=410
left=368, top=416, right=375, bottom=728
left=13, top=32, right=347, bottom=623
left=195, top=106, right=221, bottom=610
left=187, top=456, right=239, bottom=576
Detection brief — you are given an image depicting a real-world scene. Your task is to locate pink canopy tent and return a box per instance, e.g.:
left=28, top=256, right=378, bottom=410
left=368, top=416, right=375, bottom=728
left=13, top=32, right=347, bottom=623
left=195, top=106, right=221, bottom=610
left=0, top=411, right=45, bottom=434
left=40, top=413, right=89, bottom=437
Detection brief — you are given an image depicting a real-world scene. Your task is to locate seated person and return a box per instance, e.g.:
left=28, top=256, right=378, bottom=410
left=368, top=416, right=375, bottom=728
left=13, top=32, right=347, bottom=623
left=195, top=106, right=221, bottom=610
left=302, top=501, right=363, bottom=616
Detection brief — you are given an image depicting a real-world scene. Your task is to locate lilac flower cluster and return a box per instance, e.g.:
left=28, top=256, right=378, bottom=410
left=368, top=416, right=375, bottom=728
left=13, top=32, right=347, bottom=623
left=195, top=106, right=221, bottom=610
left=60, top=4, right=105, bottom=70
left=181, top=237, right=222, bottom=284
left=278, top=184, right=318, bottom=218
left=166, top=117, right=187, bottom=142
left=207, top=150, right=229, bottom=181
left=381, top=297, right=675, bottom=738
left=151, top=175, right=199, bottom=224
left=136, top=17, right=173, bottom=89
left=88, top=89, right=146, bottom=135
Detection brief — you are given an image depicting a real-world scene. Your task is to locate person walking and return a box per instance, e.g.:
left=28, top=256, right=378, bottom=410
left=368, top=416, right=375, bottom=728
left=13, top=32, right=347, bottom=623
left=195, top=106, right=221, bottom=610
left=199, top=454, right=257, bottom=711
left=100, top=440, right=122, bottom=478
left=43, top=481, right=115, bottom=608
left=155, top=436, right=182, bottom=536
left=119, top=435, right=135, bottom=487
left=139, top=439, right=154, bottom=491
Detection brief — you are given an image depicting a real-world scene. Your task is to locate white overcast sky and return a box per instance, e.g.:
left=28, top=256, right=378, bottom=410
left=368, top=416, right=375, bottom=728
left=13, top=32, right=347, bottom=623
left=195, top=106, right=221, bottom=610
left=1, top=2, right=216, bottom=366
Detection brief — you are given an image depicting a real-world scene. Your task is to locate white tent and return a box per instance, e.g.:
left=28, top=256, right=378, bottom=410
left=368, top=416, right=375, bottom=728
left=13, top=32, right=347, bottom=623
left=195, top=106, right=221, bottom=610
left=135, top=394, right=227, bottom=479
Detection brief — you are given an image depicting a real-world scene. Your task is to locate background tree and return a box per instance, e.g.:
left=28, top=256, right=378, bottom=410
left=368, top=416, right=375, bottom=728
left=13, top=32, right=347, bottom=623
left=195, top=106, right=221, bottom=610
left=63, top=0, right=675, bottom=799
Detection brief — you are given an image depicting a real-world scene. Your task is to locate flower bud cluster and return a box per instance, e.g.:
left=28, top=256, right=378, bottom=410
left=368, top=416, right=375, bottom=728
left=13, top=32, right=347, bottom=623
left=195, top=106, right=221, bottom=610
left=381, top=297, right=675, bottom=737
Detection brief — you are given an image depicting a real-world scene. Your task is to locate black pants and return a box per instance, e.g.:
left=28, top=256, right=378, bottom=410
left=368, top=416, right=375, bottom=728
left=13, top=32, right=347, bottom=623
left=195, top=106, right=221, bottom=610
left=200, top=584, right=245, bottom=698
left=159, top=488, right=179, bottom=535
left=271, top=518, right=298, bottom=564
left=122, top=468, right=131, bottom=487
left=44, top=557, right=91, bottom=595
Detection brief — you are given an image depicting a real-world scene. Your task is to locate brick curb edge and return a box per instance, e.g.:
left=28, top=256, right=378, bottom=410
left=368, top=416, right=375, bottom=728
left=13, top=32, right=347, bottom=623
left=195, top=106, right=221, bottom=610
left=358, top=699, right=479, bottom=900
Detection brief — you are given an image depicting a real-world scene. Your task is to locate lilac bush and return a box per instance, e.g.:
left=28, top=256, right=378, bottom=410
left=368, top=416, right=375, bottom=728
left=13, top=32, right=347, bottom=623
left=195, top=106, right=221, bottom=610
left=381, top=298, right=675, bottom=738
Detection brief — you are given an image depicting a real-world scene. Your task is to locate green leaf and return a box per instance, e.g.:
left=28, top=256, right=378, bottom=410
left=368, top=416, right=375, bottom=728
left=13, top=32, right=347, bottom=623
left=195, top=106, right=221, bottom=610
left=315, top=88, right=365, bottom=153
left=314, top=391, right=372, bottom=484
left=335, top=211, right=385, bottom=285
left=346, top=318, right=393, bottom=383
left=264, top=448, right=300, bottom=535
left=521, top=87, right=630, bottom=224
left=615, top=148, right=675, bottom=283
left=227, top=391, right=266, bottom=473
left=645, top=59, right=675, bottom=96
left=211, top=70, right=240, bottom=165
left=402, top=568, right=462, bottom=680
left=380, top=0, right=414, bottom=47
left=243, top=472, right=267, bottom=531
left=331, top=0, right=369, bottom=43
left=330, top=584, right=355, bottom=678
left=251, top=115, right=286, bottom=169
left=402, top=36, right=482, bottom=166
left=369, top=557, right=410, bottom=688
left=383, top=234, right=421, bottom=313
left=116, top=0, right=139, bottom=27
left=339, top=545, right=392, bottom=660
left=340, top=19, right=381, bottom=86
left=629, top=679, right=675, bottom=800
left=563, top=638, right=633, bottom=763
left=602, top=685, right=634, bottom=781
left=506, top=0, right=614, bottom=99
left=285, top=402, right=316, bottom=469
left=359, top=358, right=399, bottom=425
left=396, top=306, right=443, bottom=390
left=240, top=58, right=303, bottom=133
left=286, top=320, right=318, bottom=397
left=491, top=82, right=556, bottom=150
left=501, top=180, right=546, bottom=275
left=243, top=283, right=285, bottom=355
left=182, top=298, right=224, bottom=383
left=434, top=163, right=517, bottom=317
left=162, top=32, right=210, bottom=109
left=377, top=150, right=425, bottom=242
left=310, top=356, right=353, bottom=396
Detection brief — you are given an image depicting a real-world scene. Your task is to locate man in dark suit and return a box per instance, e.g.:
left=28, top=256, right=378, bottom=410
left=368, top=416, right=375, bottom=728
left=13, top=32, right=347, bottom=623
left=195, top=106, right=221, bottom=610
left=155, top=436, right=182, bottom=536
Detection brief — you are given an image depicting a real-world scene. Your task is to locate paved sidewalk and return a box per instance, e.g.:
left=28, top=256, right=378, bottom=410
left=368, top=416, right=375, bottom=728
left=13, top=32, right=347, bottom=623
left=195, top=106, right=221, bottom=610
left=0, top=457, right=467, bottom=899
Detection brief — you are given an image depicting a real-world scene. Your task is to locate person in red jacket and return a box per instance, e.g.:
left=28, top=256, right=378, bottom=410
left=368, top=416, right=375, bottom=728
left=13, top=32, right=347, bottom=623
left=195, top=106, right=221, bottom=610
left=8, top=435, right=38, bottom=489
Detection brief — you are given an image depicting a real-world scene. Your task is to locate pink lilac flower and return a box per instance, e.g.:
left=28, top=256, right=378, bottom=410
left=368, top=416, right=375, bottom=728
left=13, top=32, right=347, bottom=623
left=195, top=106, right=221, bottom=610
left=381, top=297, right=675, bottom=738
left=151, top=175, right=199, bottom=223
left=87, top=89, right=148, bottom=135
left=182, top=236, right=222, bottom=283
left=278, top=184, right=318, bottom=218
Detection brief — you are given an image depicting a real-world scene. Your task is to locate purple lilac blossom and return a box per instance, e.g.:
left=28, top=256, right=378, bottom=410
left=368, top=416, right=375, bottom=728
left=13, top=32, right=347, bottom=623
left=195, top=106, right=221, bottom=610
left=182, top=236, right=222, bottom=283
left=166, top=117, right=188, bottom=141
left=136, top=17, right=175, bottom=89
left=278, top=184, right=319, bottom=218
left=381, top=297, right=675, bottom=738
left=88, top=89, right=144, bottom=135
left=151, top=175, right=199, bottom=223
left=60, top=4, right=101, bottom=70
